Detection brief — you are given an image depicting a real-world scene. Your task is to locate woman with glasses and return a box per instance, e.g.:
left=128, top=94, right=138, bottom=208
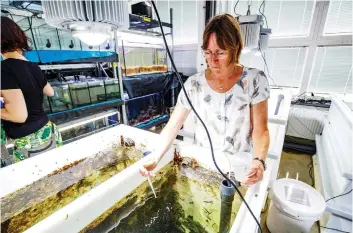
left=141, top=14, right=270, bottom=185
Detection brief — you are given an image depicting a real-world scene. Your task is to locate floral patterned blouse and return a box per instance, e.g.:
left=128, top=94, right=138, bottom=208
left=177, top=67, right=270, bottom=155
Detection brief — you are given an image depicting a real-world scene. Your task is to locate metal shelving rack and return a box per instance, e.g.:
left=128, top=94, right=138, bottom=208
left=119, top=10, right=174, bottom=130
left=39, top=56, right=124, bottom=144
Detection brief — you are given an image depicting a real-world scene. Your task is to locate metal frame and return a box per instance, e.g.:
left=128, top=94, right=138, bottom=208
left=114, top=30, right=128, bottom=125
left=117, top=8, right=175, bottom=129
left=39, top=64, right=96, bottom=70
left=206, top=1, right=352, bottom=95
left=267, top=1, right=352, bottom=94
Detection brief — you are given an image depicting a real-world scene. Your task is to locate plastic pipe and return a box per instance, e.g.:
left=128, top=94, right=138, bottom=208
left=219, top=179, right=237, bottom=233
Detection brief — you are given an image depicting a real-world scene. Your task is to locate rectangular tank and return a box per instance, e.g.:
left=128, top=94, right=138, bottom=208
left=0, top=125, right=277, bottom=233
left=81, top=160, right=246, bottom=233
left=69, top=82, right=91, bottom=107
left=126, top=94, right=165, bottom=126
left=88, top=79, right=106, bottom=103
left=0, top=126, right=152, bottom=233
left=104, top=79, right=120, bottom=100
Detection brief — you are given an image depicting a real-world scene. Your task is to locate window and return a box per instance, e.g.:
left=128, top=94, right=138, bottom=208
left=324, top=0, right=353, bottom=35
left=234, top=0, right=315, bottom=37
left=308, top=46, right=352, bottom=94
left=240, top=47, right=308, bottom=88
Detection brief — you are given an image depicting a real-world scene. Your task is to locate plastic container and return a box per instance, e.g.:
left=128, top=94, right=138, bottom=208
left=267, top=178, right=326, bottom=233
left=229, top=152, right=253, bottom=182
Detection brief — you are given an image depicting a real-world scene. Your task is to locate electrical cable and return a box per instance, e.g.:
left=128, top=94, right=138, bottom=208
left=307, top=159, right=315, bottom=187
left=259, top=0, right=268, bottom=28
left=258, top=45, right=278, bottom=87
left=326, top=189, right=353, bottom=203
left=233, top=0, right=240, bottom=16
left=246, top=4, right=251, bottom=15
left=320, top=226, right=351, bottom=233
left=151, top=1, right=263, bottom=232
left=28, top=14, right=42, bottom=64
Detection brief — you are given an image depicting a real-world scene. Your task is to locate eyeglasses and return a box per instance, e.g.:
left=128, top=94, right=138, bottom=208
left=202, top=50, right=228, bottom=59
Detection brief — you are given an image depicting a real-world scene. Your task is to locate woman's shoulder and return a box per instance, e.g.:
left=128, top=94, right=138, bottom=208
left=184, top=70, right=206, bottom=88
left=2, top=58, right=39, bottom=72
left=187, top=70, right=206, bottom=81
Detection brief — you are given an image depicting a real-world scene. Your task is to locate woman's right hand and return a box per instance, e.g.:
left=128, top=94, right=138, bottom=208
left=139, top=154, right=160, bottom=177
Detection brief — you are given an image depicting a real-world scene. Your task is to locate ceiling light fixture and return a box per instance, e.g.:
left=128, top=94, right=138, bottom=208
left=42, top=0, right=129, bottom=47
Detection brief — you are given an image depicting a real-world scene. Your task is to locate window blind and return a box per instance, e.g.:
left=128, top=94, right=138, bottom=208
left=324, top=0, right=353, bottom=35
left=308, top=46, right=352, bottom=94
left=240, top=47, right=308, bottom=88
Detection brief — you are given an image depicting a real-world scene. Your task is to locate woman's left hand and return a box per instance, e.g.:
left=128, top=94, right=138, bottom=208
left=242, top=160, right=264, bottom=185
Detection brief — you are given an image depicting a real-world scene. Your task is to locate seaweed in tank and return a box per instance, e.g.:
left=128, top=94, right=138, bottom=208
left=1, top=136, right=143, bottom=233
left=82, top=155, right=247, bottom=233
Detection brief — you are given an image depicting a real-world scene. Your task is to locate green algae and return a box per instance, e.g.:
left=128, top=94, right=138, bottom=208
left=1, top=143, right=142, bottom=233
left=82, top=162, right=247, bottom=233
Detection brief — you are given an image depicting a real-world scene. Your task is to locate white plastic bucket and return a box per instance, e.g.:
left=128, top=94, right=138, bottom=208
left=266, top=178, right=326, bottom=233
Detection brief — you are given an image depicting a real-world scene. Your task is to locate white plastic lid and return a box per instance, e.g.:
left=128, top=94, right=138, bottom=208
left=270, top=178, right=326, bottom=219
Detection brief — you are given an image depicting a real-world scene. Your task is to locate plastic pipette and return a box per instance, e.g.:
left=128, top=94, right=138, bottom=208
left=147, top=174, right=157, bottom=198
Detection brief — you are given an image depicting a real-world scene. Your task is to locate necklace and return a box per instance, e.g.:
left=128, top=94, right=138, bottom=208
left=209, top=65, right=237, bottom=91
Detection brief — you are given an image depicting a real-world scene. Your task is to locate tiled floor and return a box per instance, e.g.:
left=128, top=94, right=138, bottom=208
left=260, top=151, right=320, bottom=233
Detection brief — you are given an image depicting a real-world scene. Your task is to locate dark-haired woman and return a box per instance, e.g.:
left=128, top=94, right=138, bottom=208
left=1, top=16, right=62, bottom=163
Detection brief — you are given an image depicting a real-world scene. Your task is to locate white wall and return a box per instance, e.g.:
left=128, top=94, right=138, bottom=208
left=153, top=0, right=201, bottom=76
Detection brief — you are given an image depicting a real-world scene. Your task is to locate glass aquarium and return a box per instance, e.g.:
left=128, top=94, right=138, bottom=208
left=50, top=83, right=73, bottom=112
left=1, top=138, right=143, bottom=233
left=88, top=79, right=106, bottom=103
left=43, top=96, right=51, bottom=114
left=81, top=156, right=246, bottom=233
left=120, top=47, right=168, bottom=76
left=126, top=93, right=165, bottom=126
left=105, top=79, right=120, bottom=100
left=69, top=82, right=91, bottom=107
left=60, top=116, right=115, bottom=143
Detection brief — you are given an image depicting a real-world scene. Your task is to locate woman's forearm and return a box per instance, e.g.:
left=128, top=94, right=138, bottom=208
left=153, top=105, right=190, bottom=162
left=252, top=130, right=270, bottom=160
left=155, top=123, right=182, bottom=162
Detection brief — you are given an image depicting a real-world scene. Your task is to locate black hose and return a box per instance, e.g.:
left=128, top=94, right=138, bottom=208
left=151, top=1, right=263, bottom=232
